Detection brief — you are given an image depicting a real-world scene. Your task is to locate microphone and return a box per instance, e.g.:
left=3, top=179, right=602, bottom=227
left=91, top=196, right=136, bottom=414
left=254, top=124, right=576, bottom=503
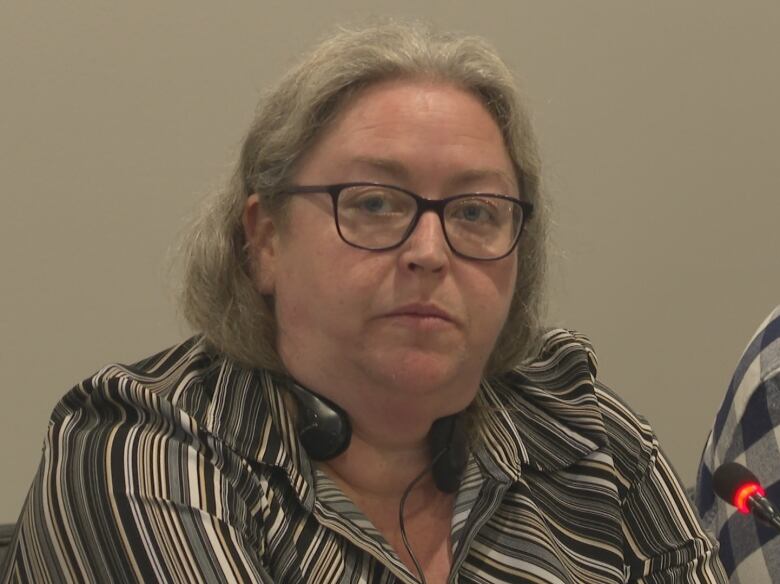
left=713, top=462, right=780, bottom=531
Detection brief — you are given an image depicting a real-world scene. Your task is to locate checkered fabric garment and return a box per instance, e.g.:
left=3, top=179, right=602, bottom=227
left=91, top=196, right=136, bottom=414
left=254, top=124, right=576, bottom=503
left=697, top=306, right=780, bottom=582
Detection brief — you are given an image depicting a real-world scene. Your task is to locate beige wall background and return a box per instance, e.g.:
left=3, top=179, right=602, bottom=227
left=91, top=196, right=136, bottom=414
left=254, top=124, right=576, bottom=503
left=1, top=1, right=779, bottom=523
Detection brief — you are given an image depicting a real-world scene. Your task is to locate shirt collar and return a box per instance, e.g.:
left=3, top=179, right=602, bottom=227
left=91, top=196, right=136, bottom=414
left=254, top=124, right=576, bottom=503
left=199, top=328, right=608, bottom=502
left=473, top=329, right=608, bottom=483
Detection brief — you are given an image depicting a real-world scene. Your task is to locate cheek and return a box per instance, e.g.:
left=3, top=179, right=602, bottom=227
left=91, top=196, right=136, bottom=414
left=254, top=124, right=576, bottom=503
left=470, top=260, right=517, bottom=332
left=273, top=239, right=378, bottom=328
left=491, top=252, right=518, bottom=287
left=501, top=261, right=519, bottom=310
left=500, top=264, right=519, bottom=322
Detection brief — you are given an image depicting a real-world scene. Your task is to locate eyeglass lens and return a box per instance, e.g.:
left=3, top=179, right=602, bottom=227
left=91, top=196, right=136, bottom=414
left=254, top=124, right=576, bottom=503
left=336, top=185, right=523, bottom=259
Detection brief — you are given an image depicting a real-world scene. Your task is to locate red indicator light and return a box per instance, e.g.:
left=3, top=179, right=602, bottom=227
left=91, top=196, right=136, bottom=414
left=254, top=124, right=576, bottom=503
left=734, top=483, right=765, bottom=514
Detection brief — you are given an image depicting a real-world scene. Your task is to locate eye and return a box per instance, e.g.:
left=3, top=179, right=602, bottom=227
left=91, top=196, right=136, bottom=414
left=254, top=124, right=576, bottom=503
left=461, top=205, right=489, bottom=221
left=358, top=193, right=391, bottom=214
left=340, top=186, right=413, bottom=217
left=449, top=199, right=497, bottom=224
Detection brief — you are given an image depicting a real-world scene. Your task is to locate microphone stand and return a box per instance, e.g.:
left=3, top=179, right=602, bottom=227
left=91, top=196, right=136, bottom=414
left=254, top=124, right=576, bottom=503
left=748, top=494, right=780, bottom=531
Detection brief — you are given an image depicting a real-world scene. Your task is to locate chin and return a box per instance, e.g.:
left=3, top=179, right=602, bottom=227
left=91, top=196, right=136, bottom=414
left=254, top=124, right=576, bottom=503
left=367, top=347, right=482, bottom=397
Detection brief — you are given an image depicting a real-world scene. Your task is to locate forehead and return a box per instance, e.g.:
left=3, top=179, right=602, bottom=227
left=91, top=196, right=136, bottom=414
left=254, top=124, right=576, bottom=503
left=294, top=78, right=518, bottom=193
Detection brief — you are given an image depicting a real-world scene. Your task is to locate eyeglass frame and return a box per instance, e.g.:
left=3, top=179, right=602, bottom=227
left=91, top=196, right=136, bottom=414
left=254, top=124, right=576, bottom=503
left=277, top=182, right=534, bottom=261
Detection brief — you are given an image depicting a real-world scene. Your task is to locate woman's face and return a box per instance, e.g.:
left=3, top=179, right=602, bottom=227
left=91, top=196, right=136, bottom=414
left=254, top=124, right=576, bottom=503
left=245, top=79, right=519, bottom=415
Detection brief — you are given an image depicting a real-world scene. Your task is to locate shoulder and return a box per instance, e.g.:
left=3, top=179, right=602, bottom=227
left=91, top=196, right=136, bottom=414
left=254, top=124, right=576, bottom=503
left=714, top=305, right=780, bottom=423
left=486, top=328, right=657, bottom=490
left=535, top=329, right=660, bottom=489
left=523, top=328, right=654, bottom=442
left=37, top=336, right=252, bottom=517
left=696, top=306, right=780, bottom=552
left=50, top=336, right=219, bottom=432
left=700, top=305, right=780, bottom=472
left=42, top=335, right=284, bottom=490
left=40, top=340, right=264, bottom=521
left=5, top=338, right=276, bottom=582
left=522, top=327, right=598, bottom=377
left=751, top=305, right=780, bottom=382
left=724, top=305, right=780, bottom=401
left=592, top=380, right=658, bottom=489
left=522, top=331, right=702, bottom=526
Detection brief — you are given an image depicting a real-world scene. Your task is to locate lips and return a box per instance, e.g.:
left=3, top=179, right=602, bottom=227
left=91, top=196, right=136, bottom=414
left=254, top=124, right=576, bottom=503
left=383, top=303, right=457, bottom=324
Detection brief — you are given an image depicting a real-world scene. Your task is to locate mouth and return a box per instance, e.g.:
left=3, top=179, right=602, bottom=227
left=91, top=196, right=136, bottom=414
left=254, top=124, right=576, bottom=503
left=383, top=303, right=457, bottom=325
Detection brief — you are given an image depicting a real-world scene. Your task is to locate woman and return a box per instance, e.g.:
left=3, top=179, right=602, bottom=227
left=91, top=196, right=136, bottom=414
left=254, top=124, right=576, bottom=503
left=2, top=22, right=725, bottom=583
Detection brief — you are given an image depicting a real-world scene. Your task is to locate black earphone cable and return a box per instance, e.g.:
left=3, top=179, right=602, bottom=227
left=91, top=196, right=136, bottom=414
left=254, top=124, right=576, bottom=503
left=398, top=448, right=448, bottom=584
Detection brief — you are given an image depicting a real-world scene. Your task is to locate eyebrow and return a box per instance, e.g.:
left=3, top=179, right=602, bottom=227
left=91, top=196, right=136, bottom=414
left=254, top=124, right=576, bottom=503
left=347, top=156, right=411, bottom=181
left=347, top=156, right=519, bottom=194
left=451, top=168, right=519, bottom=194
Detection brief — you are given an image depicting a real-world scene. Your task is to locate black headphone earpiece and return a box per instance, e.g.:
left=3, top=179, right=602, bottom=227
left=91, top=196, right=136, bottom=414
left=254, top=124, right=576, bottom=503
left=428, top=414, right=469, bottom=493
left=284, top=379, right=352, bottom=461
left=284, top=378, right=468, bottom=492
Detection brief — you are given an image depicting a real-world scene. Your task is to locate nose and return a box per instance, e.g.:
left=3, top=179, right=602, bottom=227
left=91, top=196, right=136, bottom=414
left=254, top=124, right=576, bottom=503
left=398, top=211, right=450, bottom=273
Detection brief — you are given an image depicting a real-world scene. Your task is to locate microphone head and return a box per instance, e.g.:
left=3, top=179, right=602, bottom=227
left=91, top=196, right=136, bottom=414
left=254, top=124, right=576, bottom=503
left=713, top=462, right=766, bottom=513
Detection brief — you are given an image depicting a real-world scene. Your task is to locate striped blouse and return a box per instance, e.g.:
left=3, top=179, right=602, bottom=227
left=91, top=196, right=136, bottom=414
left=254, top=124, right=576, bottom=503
left=1, top=329, right=726, bottom=583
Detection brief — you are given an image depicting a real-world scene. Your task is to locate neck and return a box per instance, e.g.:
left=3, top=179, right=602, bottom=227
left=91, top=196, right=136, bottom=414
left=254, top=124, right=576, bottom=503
left=318, top=420, right=456, bottom=582
left=321, top=418, right=435, bottom=500
left=307, top=393, right=458, bottom=582
left=279, top=337, right=482, bottom=447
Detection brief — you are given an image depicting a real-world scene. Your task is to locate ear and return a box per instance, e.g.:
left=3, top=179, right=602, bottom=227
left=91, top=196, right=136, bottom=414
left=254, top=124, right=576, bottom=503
left=242, top=194, right=279, bottom=294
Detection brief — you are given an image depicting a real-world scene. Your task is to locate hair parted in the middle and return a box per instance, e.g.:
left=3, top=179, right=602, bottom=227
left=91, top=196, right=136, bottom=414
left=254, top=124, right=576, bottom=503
left=177, top=20, right=548, bottom=377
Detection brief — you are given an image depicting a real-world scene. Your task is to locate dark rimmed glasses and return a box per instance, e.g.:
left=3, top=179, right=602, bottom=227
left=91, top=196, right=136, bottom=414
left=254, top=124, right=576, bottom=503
left=278, top=182, right=533, bottom=261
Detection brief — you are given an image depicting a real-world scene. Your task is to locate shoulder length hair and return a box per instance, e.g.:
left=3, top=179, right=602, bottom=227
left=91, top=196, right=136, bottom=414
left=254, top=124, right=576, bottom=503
left=176, top=20, right=548, bottom=376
